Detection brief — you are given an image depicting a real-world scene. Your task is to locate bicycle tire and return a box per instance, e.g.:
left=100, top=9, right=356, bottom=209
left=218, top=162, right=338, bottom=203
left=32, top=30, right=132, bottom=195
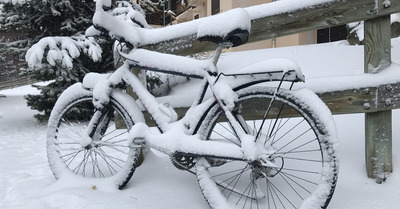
left=47, top=83, right=145, bottom=189
left=194, top=86, right=338, bottom=209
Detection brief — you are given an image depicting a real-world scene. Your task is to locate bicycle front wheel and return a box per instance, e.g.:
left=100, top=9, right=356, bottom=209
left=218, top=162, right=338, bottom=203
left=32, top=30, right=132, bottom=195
left=194, top=86, right=338, bottom=209
left=47, top=83, right=145, bottom=189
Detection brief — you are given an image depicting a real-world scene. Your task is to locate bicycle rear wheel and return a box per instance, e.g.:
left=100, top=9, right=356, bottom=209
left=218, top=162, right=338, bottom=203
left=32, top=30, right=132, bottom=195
left=194, top=86, right=338, bottom=209
left=47, top=83, right=145, bottom=189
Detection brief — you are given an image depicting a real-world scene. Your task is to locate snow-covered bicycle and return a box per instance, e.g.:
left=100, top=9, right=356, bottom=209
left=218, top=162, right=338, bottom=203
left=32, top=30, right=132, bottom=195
left=46, top=1, right=338, bottom=208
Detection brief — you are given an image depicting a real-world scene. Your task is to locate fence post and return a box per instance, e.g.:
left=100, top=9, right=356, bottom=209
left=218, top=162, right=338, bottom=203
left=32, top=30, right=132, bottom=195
left=364, top=15, right=392, bottom=182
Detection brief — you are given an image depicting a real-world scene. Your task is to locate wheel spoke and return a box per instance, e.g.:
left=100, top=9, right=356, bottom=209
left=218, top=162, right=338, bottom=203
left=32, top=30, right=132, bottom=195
left=275, top=128, right=312, bottom=153
left=268, top=118, right=290, bottom=145
left=93, top=148, right=119, bottom=175
left=225, top=166, right=249, bottom=199
left=236, top=178, right=254, bottom=206
left=280, top=171, right=318, bottom=186
left=275, top=149, right=321, bottom=156
left=212, top=128, right=240, bottom=145
left=101, top=138, right=128, bottom=145
left=267, top=179, right=297, bottom=208
left=275, top=139, right=319, bottom=157
left=279, top=172, right=313, bottom=195
left=93, top=151, right=106, bottom=177
left=96, top=147, right=125, bottom=166
left=281, top=167, right=319, bottom=175
left=60, top=151, right=80, bottom=159
left=269, top=118, right=302, bottom=146
left=72, top=150, right=88, bottom=174
left=212, top=166, right=251, bottom=178
left=278, top=172, right=305, bottom=200
left=98, top=142, right=129, bottom=154
left=61, top=117, right=85, bottom=130
left=103, top=128, right=128, bottom=142
left=64, top=150, right=84, bottom=166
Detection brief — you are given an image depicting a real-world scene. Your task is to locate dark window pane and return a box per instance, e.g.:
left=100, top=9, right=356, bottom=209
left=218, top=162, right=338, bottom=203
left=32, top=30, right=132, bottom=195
left=317, top=25, right=348, bottom=43
left=212, top=0, right=220, bottom=15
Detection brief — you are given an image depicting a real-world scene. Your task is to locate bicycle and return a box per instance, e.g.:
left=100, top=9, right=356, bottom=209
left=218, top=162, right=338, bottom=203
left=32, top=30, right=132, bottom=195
left=46, top=1, right=339, bottom=209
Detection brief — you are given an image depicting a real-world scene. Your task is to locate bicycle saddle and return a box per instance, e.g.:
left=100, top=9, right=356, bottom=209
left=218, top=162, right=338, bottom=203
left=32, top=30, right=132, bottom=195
left=197, top=28, right=249, bottom=47
left=196, top=8, right=251, bottom=47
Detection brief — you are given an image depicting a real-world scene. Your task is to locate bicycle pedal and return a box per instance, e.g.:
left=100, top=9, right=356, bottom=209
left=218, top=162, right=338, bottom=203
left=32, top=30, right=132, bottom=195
left=133, top=137, right=146, bottom=144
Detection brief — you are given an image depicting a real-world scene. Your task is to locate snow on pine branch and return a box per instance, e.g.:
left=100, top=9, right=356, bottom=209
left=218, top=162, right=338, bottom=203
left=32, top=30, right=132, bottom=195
left=26, top=35, right=102, bottom=69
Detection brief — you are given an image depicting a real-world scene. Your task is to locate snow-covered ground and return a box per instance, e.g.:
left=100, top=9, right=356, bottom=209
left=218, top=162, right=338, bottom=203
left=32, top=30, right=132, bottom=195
left=1, top=39, right=400, bottom=209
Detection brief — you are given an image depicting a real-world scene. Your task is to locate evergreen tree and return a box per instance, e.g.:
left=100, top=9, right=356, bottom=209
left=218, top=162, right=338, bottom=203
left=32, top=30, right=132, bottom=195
left=0, top=0, right=114, bottom=121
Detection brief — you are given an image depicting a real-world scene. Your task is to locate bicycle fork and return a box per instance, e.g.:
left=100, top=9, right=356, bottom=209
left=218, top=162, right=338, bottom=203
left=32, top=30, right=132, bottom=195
left=81, top=106, right=114, bottom=148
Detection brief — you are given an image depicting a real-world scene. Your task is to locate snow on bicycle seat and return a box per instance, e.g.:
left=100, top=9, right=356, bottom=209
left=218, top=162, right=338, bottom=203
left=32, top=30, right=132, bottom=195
left=196, top=8, right=251, bottom=47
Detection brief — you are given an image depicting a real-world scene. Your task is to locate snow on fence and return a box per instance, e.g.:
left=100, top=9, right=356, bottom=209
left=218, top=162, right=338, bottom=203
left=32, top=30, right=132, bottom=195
left=143, top=0, right=400, bottom=181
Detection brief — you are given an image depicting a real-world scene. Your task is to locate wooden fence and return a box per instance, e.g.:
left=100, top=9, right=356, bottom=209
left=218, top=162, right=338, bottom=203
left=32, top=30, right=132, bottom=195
left=0, top=75, right=33, bottom=91
left=145, top=0, right=400, bottom=181
left=0, top=66, right=33, bottom=91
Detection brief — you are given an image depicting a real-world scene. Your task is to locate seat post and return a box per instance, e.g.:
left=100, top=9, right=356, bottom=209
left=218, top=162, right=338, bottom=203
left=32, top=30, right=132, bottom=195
left=212, top=42, right=232, bottom=66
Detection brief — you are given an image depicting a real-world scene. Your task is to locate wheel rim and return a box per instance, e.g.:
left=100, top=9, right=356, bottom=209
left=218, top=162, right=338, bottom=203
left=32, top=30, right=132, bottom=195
left=52, top=98, right=133, bottom=179
left=196, top=92, right=337, bottom=209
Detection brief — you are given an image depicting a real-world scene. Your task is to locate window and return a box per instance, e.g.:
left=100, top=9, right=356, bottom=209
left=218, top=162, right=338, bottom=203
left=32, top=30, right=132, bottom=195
left=194, top=14, right=199, bottom=19
left=169, top=0, right=177, bottom=11
left=211, top=0, right=220, bottom=15
left=317, top=25, right=348, bottom=43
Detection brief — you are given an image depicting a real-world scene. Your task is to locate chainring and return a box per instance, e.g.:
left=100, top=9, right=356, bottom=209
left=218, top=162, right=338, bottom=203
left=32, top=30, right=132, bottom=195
left=171, top=153, right=196, bottom=170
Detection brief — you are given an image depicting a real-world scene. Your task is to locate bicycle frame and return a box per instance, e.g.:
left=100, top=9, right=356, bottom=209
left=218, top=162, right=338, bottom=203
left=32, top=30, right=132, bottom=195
left=84, top=42, right=305, bottom=162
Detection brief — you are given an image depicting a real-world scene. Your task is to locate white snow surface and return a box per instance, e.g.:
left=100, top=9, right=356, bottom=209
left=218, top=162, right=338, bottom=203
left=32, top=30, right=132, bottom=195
left=1, top=39, right=400, bottom=208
